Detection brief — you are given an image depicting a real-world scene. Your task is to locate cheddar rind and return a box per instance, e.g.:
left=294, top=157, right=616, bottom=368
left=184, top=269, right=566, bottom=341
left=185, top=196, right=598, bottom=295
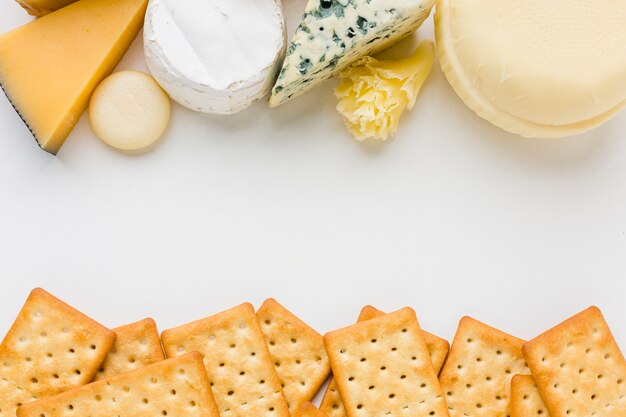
left=15, top=0, right=78, bottom=17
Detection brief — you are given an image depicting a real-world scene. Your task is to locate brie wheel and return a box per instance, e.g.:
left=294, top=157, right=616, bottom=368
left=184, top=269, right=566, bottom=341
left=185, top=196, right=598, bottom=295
left=436, top=0, right=626, bottom=138
left=89, top=71, right=170, bottom=151
left=144, top=0, right=286, bottom=115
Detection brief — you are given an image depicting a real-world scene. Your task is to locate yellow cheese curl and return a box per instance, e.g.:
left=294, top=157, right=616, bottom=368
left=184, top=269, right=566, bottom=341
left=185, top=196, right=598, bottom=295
left=335, top=40, right=435, bottom=141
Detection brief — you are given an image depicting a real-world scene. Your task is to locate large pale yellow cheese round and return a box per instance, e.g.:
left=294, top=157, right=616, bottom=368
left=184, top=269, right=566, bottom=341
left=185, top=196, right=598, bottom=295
left=89, top=71, right=170, bottom=151
left=435, top=0, right=626, bottom=138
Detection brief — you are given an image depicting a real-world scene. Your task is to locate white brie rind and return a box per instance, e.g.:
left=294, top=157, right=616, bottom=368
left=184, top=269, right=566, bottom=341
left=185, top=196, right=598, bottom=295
left=436, top=0, right=626, bottom=138
left=144, top=0, right=286, bottom=115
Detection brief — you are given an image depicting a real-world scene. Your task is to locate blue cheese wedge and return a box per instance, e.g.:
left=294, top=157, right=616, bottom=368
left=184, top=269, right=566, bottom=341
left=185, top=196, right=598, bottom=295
left=269, top=0, right=435, bottom=107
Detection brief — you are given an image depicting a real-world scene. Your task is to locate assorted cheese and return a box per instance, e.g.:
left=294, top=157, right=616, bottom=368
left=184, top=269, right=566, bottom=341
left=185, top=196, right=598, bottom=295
left=435, top=0, right=626, bottom=138
left=0, top=0, right=625, bottom=154
left=89, top=71, right=171, bottom=152
left=144, top=0, right=286, bottom=115
left=336, top=41, right=434, bottom=141
left=269, top=0, right=435, bottom=107
left=0, top=0, right=148, bottom=154
left=14, top=0, right=77, bottom=16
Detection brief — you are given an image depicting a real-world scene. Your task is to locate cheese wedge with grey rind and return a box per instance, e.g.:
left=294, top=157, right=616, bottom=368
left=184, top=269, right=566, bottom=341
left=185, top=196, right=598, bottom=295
left=144, top=0, right=286, bottom=115
left=269, top=0, right=435, bottom=107
left=436, top=0, right=626, bottom=138
left=0, top=0, right=148, bottom=154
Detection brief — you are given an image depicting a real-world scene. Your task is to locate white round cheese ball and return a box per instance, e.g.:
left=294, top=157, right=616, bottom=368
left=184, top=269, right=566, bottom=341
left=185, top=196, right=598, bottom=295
left=89, top=71, right=171, bottom=151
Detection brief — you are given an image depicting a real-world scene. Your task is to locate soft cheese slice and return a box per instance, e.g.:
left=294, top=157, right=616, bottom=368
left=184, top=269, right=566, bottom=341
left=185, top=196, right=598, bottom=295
left=144, top=0, right=286, bottom=115
left=14, top=0, right=77, bottom=16
left=269, top=0, right=435, bottom=107
left=0, top=0, right=148, bottom=154
left=436, top=0, right=626, bottom=138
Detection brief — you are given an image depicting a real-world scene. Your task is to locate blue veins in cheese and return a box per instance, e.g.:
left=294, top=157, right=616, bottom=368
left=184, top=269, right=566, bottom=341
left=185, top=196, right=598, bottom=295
left=269, top=0, right=435, bottom=107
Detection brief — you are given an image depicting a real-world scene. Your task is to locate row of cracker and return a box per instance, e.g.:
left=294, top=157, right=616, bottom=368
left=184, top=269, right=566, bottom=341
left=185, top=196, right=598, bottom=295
left=0, top=289, right=329, bottom=417
left=317, top=306, right=625, bottom=417
left=438, top=306, right=626, bottom=417
left=1, top=288, right=625, bottom=417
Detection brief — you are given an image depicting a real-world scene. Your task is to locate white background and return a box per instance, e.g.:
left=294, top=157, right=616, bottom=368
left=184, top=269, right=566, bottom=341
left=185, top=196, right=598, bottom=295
left=0, top=0, right=625, bottom=354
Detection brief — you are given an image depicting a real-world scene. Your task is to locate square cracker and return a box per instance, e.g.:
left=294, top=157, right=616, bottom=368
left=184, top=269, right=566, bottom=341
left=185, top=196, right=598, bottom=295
left=324, top=307, right=450, bottom=417
left=0, top=376, right=38, bottom=417
left=523, top=306, right=626, bottom=417
left=507, top=375, right=550, bottom=417
left=320, top=306, right=450, bottom=417
left=94, top=318, right=165, bottom=380
left=0, top=288, right=116, bottom=397
left=161, top=303, right=290, bottom=417
left=438, top=316, right=528, bottom=417
left=16, top=352, right=220, bottom=417
left=256, top=299, right=330, bottom=413
left=355, top=306, right=450, bottom=373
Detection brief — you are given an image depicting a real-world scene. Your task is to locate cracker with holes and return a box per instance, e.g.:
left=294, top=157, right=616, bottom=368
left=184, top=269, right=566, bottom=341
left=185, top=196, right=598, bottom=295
left=293, top=402, right=328, bottom=417
left=320, top=306, right=450, bottom=417
left=324, top=307, right=449, bottom=417
left=161, top=303, right=290, bottom=417
left=16, top=352, right=219, bottom=417
left=523, top=306, right=626, bottom=417
left=507, top=375, right=550, bottom=417
left=0, top=375, right=38, bottom=417
left=256, top=298, right=330, bottom=413
left=0, top=288, right=115, bottom=398
left=95, top=318, right=165, bottom=380
left=438, top=317, right=528, bottom=417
